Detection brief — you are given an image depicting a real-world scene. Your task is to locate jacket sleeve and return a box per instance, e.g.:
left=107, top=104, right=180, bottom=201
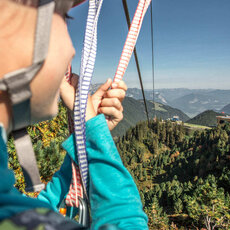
left=85, top=115, right=148, bottom=230
left=37, top=154, right=72, bottom=212
left=38, top=114, right=148, bottom=229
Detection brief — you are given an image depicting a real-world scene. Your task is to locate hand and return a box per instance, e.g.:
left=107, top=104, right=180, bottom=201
left=60, top=74, right=127, bottom=129
left=92, top=78, right=127, bottom=130
left=60, top=74, right=96, bottom=121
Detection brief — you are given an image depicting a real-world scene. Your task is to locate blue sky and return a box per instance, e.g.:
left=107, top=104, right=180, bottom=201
left=68, top=0, right=230, bottom=89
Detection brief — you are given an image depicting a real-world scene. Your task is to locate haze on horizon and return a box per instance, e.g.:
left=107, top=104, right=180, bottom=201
left=68, top=0, right=230, bottom=90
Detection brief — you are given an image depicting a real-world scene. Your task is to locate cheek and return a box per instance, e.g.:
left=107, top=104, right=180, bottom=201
left=30, top=14, right=75, bottom=121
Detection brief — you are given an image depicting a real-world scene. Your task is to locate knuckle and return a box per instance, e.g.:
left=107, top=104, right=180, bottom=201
left=112, top=107, right=117, bottom=114
left=113, top=98, right=120, bottom=107
left=121, top=91, right=126, bottom=99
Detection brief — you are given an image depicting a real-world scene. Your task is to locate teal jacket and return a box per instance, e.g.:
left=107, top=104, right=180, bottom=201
left=0, top=115, right=148, bottom=229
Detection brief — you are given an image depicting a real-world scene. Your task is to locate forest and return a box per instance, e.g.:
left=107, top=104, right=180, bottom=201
left=7, top=103, right=230, bottom=229
left=116, top=119, right=230, bottom=229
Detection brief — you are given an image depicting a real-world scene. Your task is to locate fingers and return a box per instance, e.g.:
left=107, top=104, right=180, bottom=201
left=60, top=73, right=79, bottom=111
left=60, top=77, right=75, bottom=110
left=99, top=106, right=123, bottom=123
left=85, top=95, right=97, bottom=121
left=100, top=97, right=123, bottom=112
left=98, top=97, right=124, bottom=131
left=93, top=78, right=112, bottom=98
left=105, top=80, right=127, bottom=102
left=111, top=80, right=127, bottom=91
left=105, top=89, right=126, bottom=101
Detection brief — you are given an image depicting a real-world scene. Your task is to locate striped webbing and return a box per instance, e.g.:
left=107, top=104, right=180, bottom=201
left=65, top=0, right=104, bottom=207
left=65, top=0, right=151, bottom=209
left=74, top=0, right=103, bottom=198
left=65, top=66, right=83, bottom=207
left=66, top=162, right=83, bottom=207
left=114, top=0, right=152, bottom=83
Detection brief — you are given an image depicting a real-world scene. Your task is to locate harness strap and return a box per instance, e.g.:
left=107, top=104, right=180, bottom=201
left=13, top=129, right=45, bottom=192
left=114, top=0, right=152, bottom=83
left=12, top=1, right=55, bottom=192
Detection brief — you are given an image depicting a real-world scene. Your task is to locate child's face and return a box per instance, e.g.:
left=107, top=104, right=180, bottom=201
left=0, top=1, right=76, bottom=126
left=30, top=12, right=76, bottom=124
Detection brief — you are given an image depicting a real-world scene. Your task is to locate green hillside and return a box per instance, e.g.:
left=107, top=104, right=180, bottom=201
left=222, top=104, right=230, bottom=114
left=116, top=120, right=230, bottom=229
left=186, top=110, right=223, bottom=127
left=112, top=97, right=190, bottom=137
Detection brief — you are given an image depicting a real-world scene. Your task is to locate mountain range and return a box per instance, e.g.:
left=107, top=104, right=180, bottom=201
left=125, top=88, right=230, bottom=117
left=90, top=85, right=230, bottom=133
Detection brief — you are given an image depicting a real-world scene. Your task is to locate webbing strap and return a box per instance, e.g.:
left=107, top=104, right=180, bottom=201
left=13, top=129, right=45, bottom=192
left=33, top=2, right=55, bottom=64
left=73, top=0, right=103, bottom=198
left=114, top=0, right=152, bottom=83
left=65, top=0, right=150, bottom=210
left=12, top=1, right=55, bottom=192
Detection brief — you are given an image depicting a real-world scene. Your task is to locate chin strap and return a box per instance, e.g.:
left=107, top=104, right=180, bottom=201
left=0, top=0, right=55, bottom=192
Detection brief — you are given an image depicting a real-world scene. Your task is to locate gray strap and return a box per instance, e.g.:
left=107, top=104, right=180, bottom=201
left=10, top=1, right=55, bottom=192
left=33, top=2, right=55, bottom=64
left=13, top=129, right=45, bottom=192
left=12, top=100, right=31, bottom=132
left=11, top=1, right=55, bottom=192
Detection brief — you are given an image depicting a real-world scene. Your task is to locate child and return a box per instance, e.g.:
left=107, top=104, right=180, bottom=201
left=0, top=0, right=148, bottom=229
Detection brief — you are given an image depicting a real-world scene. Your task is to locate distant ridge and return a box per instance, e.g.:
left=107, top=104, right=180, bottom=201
left=186, top=110, right=223, bottom=127
left=112, top=97, right=189, bottom=137
left=221, top=104, right=230, bottom=114
left=90, top=85, right=230, bottom=117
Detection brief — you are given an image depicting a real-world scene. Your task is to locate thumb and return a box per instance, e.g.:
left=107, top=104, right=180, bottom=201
left=94, top=78, right=112, bottom=98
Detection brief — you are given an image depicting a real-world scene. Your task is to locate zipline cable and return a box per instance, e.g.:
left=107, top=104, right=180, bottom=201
left=121, top=0, right=150, bottom=125
left=150, top=0, right=155, bottom=121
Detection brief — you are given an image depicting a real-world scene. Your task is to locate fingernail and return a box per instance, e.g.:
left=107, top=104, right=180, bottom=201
left=106, top=78, right=112, bottom=83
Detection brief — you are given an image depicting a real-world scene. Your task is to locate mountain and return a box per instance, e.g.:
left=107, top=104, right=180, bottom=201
left=221, top=104, right=230, bottom=114
left=125, top=88, right=214, bottom=106
left=170, top=90, right=230, bottom=117
left=111, top=97, right=189, bottom=137
left=186, top=110, right=223, bottom=127
left=91, top=85, right=230, bottom=118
